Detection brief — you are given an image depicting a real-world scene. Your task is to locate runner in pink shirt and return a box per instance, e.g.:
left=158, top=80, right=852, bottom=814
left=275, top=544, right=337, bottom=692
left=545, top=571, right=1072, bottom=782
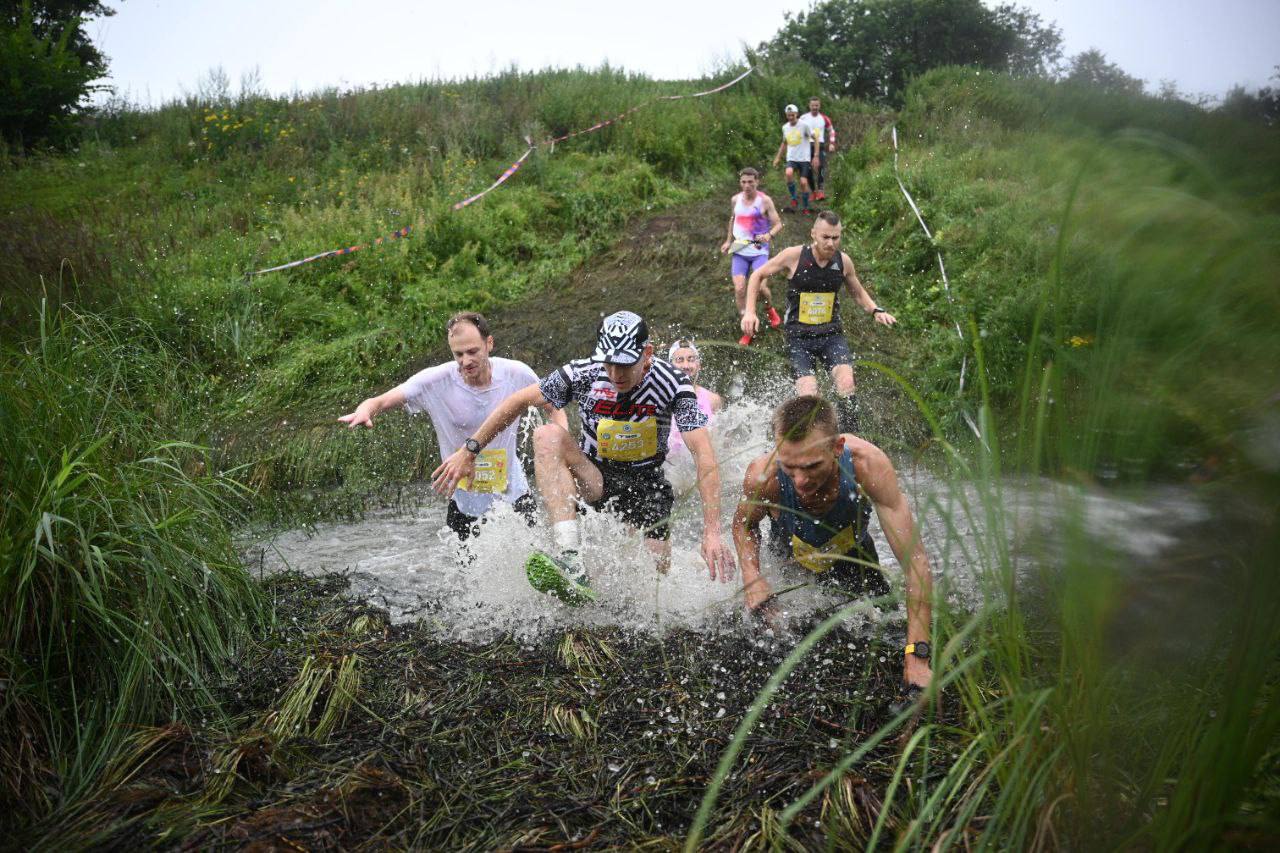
left=666, top=339, right=724, bottom=458
left=719, top=167, right=783, bottom=345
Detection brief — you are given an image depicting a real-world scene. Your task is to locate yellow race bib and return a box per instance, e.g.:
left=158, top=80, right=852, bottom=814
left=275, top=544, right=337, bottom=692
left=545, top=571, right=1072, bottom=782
left=791, top=526, right=865, bottom=575
left=784, top=127, right=804, bottom=147
left=457, top=448, right=509, bottom=494
left=798, top=292, right=835, bottom=324
left=597, top=418, right=658, bottom=462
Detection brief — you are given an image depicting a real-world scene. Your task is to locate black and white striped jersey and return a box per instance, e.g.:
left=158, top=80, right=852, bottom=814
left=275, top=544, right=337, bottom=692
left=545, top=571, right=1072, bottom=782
left=539, top=357, right=708, bottom=469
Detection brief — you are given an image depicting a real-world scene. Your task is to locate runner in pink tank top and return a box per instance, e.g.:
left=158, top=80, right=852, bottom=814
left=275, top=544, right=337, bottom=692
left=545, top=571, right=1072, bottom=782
left=667, top=340, right=724, bottom=455
left=719, top=168, right=783, bottom=346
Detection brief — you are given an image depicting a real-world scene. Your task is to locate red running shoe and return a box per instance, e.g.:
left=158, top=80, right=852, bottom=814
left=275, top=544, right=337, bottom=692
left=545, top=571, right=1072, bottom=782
left=802, top=208, right=814, bottom=215
left=767, top=306, right=782, bottom=328
left=814, top=190, right=826, bottom=201
left=738, top=332, right=754, bottom=346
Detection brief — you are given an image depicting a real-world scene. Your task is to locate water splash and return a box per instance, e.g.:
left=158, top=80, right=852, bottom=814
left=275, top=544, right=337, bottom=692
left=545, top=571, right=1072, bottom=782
left=252, top=392, right=1207, bottom=643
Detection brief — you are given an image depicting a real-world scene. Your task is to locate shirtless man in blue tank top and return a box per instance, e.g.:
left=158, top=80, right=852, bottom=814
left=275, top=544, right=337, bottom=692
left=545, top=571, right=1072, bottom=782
left=740, top=211, right=895, bottom=433
left=731, top=395, right=933, bottom=691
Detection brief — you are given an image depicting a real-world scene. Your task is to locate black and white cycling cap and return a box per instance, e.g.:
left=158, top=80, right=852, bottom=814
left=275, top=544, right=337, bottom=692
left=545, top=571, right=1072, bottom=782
left=591, top=310, right=650, bottom=365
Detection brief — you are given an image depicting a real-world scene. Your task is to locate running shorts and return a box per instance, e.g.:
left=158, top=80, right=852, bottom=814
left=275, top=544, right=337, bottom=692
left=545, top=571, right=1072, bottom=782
left=786, top=160, right=814, bottom=183
left=585, top=459, right=674, bottom=540
left=731, top=252, right=769, bottom=278
left=786, top=331, right=853, bottom=378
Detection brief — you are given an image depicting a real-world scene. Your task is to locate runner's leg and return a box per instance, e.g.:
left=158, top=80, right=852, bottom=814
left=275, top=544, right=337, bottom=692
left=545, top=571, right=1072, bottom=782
left=789, top=335, right=820, bottom=397
left=533, top=423, right=604, bottom=523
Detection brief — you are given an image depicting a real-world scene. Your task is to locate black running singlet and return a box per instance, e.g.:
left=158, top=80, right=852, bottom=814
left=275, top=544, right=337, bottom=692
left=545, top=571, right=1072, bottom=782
left=784, top=245, right=845, bottom=337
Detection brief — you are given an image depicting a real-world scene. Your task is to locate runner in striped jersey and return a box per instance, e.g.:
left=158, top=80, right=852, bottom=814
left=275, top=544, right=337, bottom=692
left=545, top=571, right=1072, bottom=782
left=432, top=311, right=736, bottom=589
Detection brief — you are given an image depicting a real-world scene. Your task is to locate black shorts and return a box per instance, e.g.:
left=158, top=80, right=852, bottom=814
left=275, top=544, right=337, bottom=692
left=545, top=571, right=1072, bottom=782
left=786, top=160, right=814, bottom=183
left=447, top=493, right=537, bottom=541
left=586, top=459, right=674, bottom=540
left=786, top=331, right=853, bottom=378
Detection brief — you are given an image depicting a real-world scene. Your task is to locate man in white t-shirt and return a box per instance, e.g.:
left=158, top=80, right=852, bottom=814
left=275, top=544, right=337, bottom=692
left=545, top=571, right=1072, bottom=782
left=802, top=97, right=836, bottom=202
left=339, top=311, right=567, bottom=540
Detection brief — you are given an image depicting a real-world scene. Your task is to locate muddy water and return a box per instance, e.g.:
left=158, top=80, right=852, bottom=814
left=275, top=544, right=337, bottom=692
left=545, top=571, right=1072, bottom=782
left=251, top=397, right=1207, bottom=644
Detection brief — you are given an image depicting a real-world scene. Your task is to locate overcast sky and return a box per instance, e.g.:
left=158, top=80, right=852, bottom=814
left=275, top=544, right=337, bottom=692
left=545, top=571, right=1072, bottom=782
left=90, top=0, right=1278, bottom=106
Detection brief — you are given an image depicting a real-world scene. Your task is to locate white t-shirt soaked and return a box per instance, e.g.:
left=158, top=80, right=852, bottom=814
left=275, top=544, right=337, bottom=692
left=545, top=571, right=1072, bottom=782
left=396, top=357, right=539, bottom=517
left=782, top=120, right=814, bottom=162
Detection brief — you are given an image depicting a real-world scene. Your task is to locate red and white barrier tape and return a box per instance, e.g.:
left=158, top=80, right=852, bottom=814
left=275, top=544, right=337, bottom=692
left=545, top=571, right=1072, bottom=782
left=248, top=67, right=754, bottom=276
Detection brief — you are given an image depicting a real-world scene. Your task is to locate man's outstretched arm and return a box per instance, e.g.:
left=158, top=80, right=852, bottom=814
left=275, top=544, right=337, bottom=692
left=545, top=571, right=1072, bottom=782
left=858, top=444, right=933, bottom=688
left=732, top=455, right=778, bottom=611
left=682, top=428, right=735, bottom=582
left=339, top=387, right=407, bottom=428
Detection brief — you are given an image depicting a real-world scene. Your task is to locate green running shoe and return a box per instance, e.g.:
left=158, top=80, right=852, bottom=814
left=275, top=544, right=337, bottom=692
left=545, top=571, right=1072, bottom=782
left=525, top=550, right=597, bottom=606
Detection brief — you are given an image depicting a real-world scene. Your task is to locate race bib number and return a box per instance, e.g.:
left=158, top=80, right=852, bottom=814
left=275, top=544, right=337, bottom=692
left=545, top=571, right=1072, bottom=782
left=597, top=418, right=658, bottom=462
left=457, top=448, right=509, bottom=494
left=798, top=292, right=835, bottom=324
left=784, top=127, right=804, bottom=147
left=791, top=526, right=863, bottom=575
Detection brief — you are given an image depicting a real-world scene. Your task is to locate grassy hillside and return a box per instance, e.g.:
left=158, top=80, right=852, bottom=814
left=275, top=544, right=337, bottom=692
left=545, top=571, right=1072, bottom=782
left=2, top=64, right=1278, bottom=844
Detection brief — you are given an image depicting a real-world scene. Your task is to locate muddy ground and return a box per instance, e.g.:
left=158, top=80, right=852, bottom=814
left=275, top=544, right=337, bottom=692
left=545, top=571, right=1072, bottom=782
left=50, top=573, right=951, bottom=850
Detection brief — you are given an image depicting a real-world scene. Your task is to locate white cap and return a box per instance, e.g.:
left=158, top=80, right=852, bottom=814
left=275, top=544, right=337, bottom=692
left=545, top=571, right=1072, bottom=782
left=784, top=103, right=798, bottom=114
left=668, top=339, right=699, bottom=361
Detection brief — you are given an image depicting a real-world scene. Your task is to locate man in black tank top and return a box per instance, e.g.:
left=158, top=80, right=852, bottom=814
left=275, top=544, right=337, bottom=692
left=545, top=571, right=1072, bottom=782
left=740, top=211, right=897, bottom=433
left=731, top=395, right=935, bottom=692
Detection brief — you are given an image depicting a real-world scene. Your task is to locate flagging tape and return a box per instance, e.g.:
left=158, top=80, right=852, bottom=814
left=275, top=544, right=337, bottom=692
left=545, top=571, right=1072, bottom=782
left=891, top=126, right=968, bottom=395
left=248, top=67, right=755, bottom=276
left=248, top=227, right=412, bottom=276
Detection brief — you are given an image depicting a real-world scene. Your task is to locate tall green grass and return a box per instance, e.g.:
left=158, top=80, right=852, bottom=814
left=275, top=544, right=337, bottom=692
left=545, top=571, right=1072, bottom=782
left=5, top=62, right=849, bottom=524
left=689, top=101, right=1280, bottom=847
left=0, top=304, right=266, bottom=822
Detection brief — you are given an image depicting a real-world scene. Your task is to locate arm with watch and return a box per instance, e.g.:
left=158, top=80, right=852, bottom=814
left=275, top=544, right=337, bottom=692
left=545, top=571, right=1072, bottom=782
left=840, top=251, right=897, bottom=327
left=430, top=383, right=551, bottom=496
left=854, top=443, right=934, bottom=689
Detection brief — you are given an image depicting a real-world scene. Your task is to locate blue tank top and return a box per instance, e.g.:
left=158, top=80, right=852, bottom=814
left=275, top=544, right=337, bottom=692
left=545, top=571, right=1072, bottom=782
left=774, top=447, right=879, bottom=578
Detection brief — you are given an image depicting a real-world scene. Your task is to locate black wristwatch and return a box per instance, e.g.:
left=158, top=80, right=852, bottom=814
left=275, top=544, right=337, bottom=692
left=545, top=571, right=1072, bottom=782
left=904, top=641, right=931, bottom=661
left=464, top=438, right=481, bottom=454
left=872, top=307, right=887, bottom=316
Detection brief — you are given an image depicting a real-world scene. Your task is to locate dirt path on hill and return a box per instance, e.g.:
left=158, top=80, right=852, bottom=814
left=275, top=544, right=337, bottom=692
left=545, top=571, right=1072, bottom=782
left=435, top=190, right=928, bottom=449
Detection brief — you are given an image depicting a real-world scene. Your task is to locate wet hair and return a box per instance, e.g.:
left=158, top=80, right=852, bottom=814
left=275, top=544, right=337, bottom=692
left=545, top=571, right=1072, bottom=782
left=739, top=167, right=760, bottom=179
left=773, top=395, right=838, bottom=442
left=446, top=311, right=490, bottom=338
left=815, top=210, right=841, bottom=228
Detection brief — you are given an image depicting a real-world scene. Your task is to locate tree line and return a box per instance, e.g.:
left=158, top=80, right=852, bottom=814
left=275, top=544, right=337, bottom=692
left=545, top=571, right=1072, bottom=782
left=2, top=0, right=1277, bottom=151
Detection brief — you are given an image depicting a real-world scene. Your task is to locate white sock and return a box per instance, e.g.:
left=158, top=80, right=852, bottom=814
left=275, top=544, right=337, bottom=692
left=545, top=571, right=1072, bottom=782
left=553, top=520, right=581, bottom=552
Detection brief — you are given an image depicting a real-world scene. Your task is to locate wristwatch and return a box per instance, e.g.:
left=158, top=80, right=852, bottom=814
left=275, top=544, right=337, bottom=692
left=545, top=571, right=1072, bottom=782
left=464, top=438, right=481, bottom=454
left=872, top=307, right=887, bottom=316
left=904, top=641, right=930, bottom=661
